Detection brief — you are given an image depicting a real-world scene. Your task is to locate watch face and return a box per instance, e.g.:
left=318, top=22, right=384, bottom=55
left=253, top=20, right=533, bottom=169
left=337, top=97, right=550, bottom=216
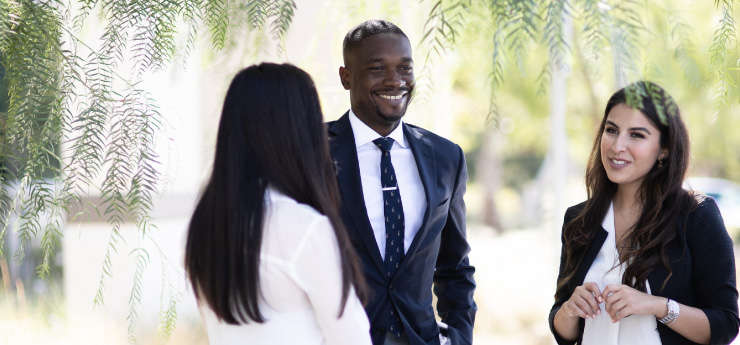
left=666, top=300, right=679, bottom=323
left=659, top=299, right=679, bottom=324
left=669, top=300, right=679, bottom=314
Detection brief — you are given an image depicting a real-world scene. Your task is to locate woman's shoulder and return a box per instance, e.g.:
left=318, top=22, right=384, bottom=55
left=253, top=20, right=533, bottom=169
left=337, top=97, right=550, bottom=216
left=682, top=192, right=730, bottom=241
left=266, top=188, right=326, bottom=221
left=564, top=200, right=588, bottom=221
left=263, top=188, right=334, bottom=255
left=683, top=192, right=721, bottom=221
left=692, top=192, right=718, bottom=211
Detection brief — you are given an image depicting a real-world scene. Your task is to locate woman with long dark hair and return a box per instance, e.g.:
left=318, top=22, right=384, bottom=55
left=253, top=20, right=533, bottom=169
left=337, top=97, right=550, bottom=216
left=185, top=63, right=370, bottom=344
left=549, top=81, right=739, bottom=344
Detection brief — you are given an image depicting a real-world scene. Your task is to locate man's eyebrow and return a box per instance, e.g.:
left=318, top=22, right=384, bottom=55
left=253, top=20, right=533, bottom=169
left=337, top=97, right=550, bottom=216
left=605, top=120, right=652, bottom=135
left=363, top=57, right=414, bottom=64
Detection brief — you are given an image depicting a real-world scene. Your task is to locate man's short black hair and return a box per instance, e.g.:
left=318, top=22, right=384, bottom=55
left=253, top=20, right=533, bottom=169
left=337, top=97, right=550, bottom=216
left=343, top=20, right=408, bottom=64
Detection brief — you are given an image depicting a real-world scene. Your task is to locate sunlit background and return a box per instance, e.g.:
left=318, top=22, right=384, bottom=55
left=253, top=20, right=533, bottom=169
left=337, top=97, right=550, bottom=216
left=2, top=0, right=740, bottom=344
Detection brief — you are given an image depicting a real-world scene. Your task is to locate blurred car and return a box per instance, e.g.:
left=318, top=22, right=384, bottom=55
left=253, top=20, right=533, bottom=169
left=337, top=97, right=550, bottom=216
left=684, top=177, right=740, bottom=236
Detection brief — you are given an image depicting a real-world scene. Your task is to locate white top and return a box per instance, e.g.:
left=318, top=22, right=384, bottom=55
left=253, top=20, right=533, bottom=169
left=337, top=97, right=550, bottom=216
left=582, top=202, right=662, bottom=345
left=349, top=110, right=426, bottom=259
left=199, top=188, right=372, bottom=345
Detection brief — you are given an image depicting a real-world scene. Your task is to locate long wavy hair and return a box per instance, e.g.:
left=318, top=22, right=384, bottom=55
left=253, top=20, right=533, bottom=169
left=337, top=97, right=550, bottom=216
left=556, top=81, right=697, bottom=297
left=185, top=63, right=366, bottom=324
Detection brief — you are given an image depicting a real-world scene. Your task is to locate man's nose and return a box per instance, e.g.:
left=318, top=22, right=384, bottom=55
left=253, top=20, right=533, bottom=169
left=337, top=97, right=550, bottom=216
left=383, top=70, right=406, bottom=88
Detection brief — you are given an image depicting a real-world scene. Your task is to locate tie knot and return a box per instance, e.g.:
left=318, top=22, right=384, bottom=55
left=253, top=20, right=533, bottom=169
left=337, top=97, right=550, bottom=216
left=373, top=137, right=395, bottom=152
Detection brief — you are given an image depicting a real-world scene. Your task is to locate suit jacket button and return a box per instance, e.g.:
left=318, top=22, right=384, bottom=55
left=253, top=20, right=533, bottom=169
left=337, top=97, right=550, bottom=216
left=389, top=285, right=396, bottom=293
left=376, top=327, right=386, bottom=335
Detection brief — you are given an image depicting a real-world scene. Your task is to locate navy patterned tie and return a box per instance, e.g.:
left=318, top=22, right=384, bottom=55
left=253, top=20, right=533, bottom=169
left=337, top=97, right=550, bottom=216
left=373, top=137, right=405, bottom=338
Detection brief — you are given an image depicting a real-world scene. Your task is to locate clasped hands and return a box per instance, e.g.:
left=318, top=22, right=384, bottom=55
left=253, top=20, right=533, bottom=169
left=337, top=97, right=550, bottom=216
left=562, top=282, right=666, bottom=323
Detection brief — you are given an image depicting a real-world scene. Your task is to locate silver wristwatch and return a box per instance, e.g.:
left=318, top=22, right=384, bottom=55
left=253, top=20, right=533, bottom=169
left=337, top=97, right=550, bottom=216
left=658, top=299, right=680, bottom=325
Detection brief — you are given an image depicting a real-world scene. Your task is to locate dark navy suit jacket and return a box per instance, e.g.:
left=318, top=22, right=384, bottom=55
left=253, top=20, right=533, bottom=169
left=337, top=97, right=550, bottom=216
left=549, top=196, right=739, bottom=345
left=328, top=113, right=476, bottom=345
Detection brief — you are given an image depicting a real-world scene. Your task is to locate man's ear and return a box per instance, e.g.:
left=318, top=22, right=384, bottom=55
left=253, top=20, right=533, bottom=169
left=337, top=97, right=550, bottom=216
left=339, top=66, right=350, bottom=90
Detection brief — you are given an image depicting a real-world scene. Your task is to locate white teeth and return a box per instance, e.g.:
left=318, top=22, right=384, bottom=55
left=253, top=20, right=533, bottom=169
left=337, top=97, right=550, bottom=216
left=379, top=94, right=404, bottom=100
left=611, top=159, right=627, bottom=165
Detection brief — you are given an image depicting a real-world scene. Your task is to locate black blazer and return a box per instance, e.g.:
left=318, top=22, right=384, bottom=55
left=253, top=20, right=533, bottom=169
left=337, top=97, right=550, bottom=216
left=328, top=113, right=476, bottom=345
left=549, top=196, right=739, bottom=345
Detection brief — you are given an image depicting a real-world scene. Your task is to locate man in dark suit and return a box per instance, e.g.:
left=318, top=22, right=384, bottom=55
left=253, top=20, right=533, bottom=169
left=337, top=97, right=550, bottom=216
left=328, top=20, right=476, bottom=345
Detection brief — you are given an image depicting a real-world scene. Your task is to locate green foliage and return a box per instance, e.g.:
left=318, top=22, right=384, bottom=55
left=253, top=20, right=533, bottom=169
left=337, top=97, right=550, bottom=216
left=1, top=0, right=739, bottom=342
left=1, top=1, right=67, bottom=277
left=577, top=0, right=607, bottom=70
left=416, top=0, right=471, bottom=107
left=126, top=246, right=149, bottom=343
left=425, top=0, right=740, bottom=224
left=710, top=0, right=737, bottom=106
left=0, top=0, right=295, bottom=343
left=205, top=0, right=228, bottom=49
left=421, top=0, right=739, bottom=123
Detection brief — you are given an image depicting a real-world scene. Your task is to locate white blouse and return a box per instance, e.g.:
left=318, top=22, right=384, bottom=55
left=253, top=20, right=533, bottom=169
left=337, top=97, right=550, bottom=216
left=582, top=202, right=662, bottom=345
left=199, top=188, right=372, bottom=345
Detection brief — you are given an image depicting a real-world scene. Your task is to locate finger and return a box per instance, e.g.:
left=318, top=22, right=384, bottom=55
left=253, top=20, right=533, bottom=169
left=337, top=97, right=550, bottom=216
left=564, top=300, right=589, bottom=319
left=572, top=294, right=599, bottom=318
left=603, top=290, right=621, bottom=314
left=601, top=284, right=622, bottom=300
left=608, top=300, right=627, bottom=320
left=580, top=283, right=603, bottom=314
left=583, top=282, right=604, bottom=303
left=612, top=305, right=630, bottom=323
left=574, top=297, right=597, bottom=319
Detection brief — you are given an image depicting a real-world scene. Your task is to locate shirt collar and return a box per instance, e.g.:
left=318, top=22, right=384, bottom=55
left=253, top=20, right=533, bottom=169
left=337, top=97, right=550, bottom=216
left=602, top=201, right=615, bottom=233
left=348, top=109, right=407, bottom=149
left=265, top=186, right=292, bottom=203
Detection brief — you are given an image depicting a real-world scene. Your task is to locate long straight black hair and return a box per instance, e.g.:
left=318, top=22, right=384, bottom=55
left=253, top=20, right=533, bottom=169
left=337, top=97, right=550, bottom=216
left=185, top=63, right=366, bottom=324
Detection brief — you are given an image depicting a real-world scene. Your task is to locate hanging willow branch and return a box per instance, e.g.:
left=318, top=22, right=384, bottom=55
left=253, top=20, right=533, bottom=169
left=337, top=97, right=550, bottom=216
left=1, top=0, right=738, bottom=343
left=710, top=0, right=737, bottom=106
left=418, top=0, right=739, bottom=124
left=416, top=0, right=471, bottom=106
left=0, top=0, right=295, bottom=343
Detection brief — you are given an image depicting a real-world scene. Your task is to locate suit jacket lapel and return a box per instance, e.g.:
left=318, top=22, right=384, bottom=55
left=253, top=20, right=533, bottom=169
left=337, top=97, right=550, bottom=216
left=328, top=113, right=386, bottom=275
left=575, top=227, right=608, bottom=285
left=400, top=123, right=437, bottom=264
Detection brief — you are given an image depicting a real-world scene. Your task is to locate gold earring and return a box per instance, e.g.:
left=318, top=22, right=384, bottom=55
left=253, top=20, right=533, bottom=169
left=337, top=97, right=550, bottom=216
left=658, top=157, right=665, bottom=168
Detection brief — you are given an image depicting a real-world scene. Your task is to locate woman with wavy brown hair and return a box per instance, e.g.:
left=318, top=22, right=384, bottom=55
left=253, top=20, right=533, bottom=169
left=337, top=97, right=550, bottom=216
left=549, top=81, right=739, bottom=345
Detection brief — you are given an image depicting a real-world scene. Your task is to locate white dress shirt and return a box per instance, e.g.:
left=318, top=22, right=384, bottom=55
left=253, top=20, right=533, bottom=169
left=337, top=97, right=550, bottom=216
left=581, top=201, right=662, bottom=345
left=199, top=187, right=372, bottom=345
left=348, top=110, right=427, bottom=259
